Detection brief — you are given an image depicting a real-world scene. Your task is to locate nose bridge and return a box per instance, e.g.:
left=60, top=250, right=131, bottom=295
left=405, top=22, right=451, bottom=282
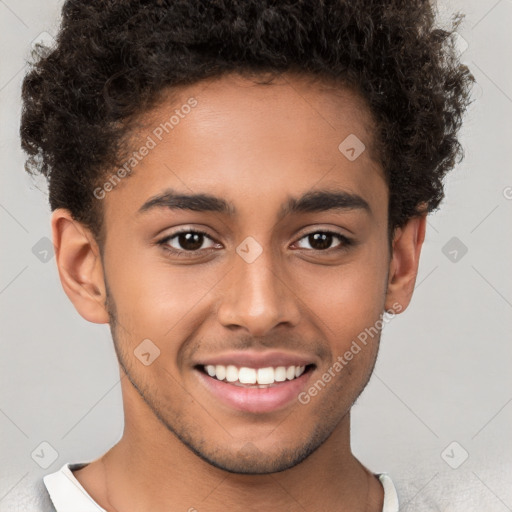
left=217, top=242, right=299, bottom=335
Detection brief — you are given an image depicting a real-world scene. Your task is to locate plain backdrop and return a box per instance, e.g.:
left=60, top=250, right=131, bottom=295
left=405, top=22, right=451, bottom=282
left=1, top=0, right=511, bottom=510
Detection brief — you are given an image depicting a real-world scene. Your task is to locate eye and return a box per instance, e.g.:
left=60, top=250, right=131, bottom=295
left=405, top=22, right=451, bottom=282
left=159, top=230, right=219, bottom=252
left=294, top=231, right=351, bottom=251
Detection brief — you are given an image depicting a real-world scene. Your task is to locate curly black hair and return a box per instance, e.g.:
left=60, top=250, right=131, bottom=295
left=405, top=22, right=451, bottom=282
left=20, top=0, right=474, bottom=242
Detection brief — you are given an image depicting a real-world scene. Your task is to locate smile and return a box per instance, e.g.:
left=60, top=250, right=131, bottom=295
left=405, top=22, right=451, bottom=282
left=194, top=353, right=317, bottom=413
left=201, top=364, right=310, bottom=387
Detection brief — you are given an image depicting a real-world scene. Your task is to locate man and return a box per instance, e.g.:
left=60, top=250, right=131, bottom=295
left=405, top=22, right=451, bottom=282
left=19, top=0, right=473, bottom=510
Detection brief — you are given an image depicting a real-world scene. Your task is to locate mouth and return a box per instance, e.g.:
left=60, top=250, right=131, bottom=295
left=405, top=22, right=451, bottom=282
left=197, top=363, right=315, bottom=388
left=193, top=354, right=317, bottom=413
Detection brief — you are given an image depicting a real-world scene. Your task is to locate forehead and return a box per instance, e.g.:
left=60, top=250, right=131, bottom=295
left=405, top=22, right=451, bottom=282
left=103, top=72, right=386, bottom=219
left=150, top=72, right=380, bottom=164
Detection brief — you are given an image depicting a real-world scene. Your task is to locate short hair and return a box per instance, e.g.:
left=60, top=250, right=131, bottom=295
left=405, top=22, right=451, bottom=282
left=20, top=0, right=474, bottom=241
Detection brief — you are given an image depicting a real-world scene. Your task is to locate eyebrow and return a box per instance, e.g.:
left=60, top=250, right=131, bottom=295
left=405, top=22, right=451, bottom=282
left=278, top=190, right=371, bottom=220
left=137, top=188, right=371, bottom=218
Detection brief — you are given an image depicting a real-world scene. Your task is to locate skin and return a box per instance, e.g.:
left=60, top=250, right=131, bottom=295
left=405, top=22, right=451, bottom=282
left=51, top=72, right=426, bottom=512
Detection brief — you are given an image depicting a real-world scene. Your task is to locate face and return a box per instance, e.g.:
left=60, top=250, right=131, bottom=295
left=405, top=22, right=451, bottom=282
left=67, top=73, right=402, bottom=474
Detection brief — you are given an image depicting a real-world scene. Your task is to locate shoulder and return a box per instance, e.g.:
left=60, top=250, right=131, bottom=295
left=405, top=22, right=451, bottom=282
left=2, top=462, right=92, bottom=512
left=1, top=473, right=56, bottom=512
left=391, top=462, right=512, bottom=511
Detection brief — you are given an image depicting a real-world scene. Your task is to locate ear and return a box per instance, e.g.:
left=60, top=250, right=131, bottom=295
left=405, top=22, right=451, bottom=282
left=51, top=209, right=109, bottom=324
left=384, top=214, right=427, bottom=314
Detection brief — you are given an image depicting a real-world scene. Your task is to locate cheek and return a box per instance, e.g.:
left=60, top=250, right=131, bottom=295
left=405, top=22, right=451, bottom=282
left=105, top=249, right=222, bottom=344
left=298, top=252, right=388, bottom=352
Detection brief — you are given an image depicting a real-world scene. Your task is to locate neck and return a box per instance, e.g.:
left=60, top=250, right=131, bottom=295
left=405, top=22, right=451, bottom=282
left=74, top=378, right=382, bottom=512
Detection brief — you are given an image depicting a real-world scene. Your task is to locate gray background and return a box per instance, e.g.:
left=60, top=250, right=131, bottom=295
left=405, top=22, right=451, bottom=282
left=1, top=0, right=511, bottom=510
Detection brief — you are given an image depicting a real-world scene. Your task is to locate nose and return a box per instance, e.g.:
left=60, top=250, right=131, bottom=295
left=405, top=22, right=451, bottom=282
left=217, top=248, right=301, bottom=337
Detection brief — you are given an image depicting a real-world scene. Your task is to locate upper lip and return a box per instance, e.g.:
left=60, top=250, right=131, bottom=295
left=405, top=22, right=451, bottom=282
left=194, top=350, right=317, bottom=369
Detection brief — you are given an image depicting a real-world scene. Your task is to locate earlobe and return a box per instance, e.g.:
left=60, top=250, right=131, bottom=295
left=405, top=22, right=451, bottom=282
left=51, top=209, right=109, bottom=324
left=384, top=214, right=427, bottom=314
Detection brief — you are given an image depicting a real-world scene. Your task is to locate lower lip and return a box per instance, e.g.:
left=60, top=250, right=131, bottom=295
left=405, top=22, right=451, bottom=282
left=195, top=368, right=313, bottom=414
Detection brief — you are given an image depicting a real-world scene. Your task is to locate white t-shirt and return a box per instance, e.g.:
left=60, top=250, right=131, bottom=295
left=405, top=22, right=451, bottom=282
left=43, top=462, right=399, bottom=511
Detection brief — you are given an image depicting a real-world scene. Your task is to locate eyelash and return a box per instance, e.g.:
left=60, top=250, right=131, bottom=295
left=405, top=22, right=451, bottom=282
left=157, top=229, right=217, bottom=257
left=157, top=228, right=353, bottom=257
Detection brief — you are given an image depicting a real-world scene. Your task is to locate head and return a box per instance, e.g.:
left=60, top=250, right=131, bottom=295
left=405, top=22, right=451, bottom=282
left=20, top=0, right=473, bottom=474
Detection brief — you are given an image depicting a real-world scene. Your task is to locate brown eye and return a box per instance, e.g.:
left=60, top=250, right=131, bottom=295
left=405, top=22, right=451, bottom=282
left=176, top=232, right=204, bottom=251
left=162, top=230, right=217, bottom=252
left=309, top=233, right=334, bottom=250
left=295, top=231, right=349, bottom=251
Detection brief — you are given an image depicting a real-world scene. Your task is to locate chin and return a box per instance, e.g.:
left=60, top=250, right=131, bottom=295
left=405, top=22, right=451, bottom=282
left=175, top=429, right=327, bottom=475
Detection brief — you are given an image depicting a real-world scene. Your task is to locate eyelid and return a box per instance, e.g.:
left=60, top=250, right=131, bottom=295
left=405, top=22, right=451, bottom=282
left=157, top=225, right=218, bottom=242
left=156, top=226, right=354, bottom=257
left=293, top=226, right=352, bottom=242
left=157, top=227, right=222, bottom=255
left=166, top=231, right=209, bottom=244
left=291, top=229, right=353, bottom=251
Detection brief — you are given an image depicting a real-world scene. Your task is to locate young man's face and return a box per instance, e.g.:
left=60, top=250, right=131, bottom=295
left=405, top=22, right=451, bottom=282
left=56, top=73, right=422, bottom=474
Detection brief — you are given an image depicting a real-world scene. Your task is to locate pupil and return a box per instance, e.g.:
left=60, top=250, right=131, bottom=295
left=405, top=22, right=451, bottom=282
left=179, top=232, right=203, bottom=250
left=309, top=232, right=332, bottom=250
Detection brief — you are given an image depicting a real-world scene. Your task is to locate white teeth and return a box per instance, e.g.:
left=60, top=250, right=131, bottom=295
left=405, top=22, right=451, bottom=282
left=274, top=366, right=287, bottom=382
left=215, top=365, right=226, bottom=381
left=203, top=364, right=308, bottom=385
left=257, top=367, right=274, bottom=385
left=225, top=365, right=238, bottom=382
left=238, top=367, right=256, bottom=384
